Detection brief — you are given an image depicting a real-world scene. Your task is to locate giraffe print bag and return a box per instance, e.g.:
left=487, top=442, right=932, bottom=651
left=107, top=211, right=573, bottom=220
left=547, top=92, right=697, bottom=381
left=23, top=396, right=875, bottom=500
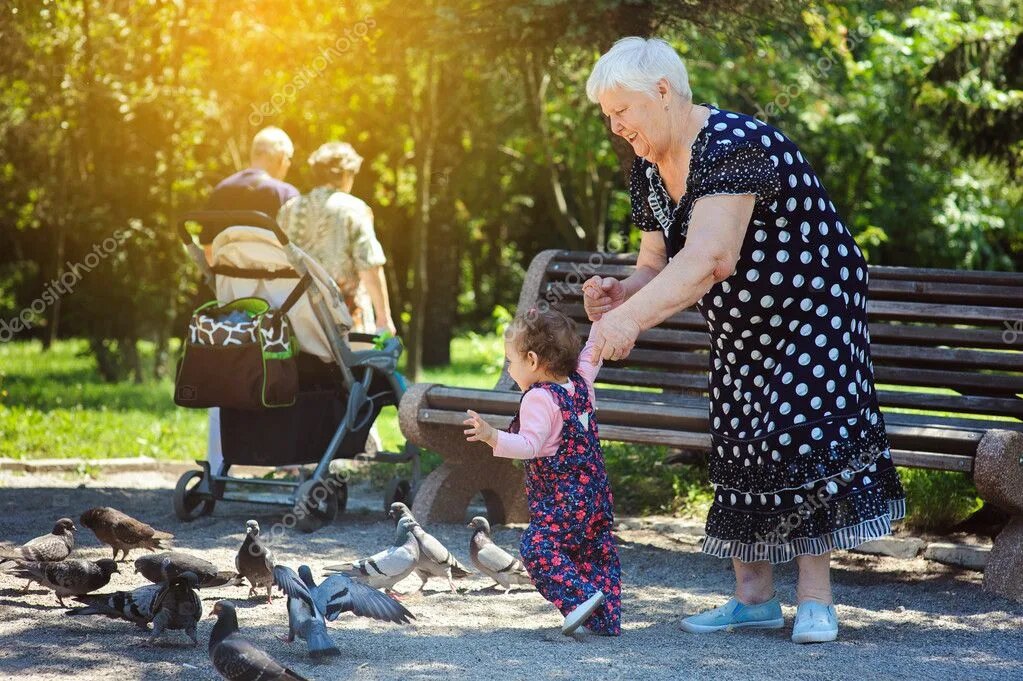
left=174, top=294, right=300, bottom=409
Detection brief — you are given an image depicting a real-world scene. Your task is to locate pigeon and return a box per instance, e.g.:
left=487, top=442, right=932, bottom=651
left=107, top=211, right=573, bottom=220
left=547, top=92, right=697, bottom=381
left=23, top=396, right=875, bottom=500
left=271, top=565, right=338, bottom=658
left=467, top=516, right=533, bottom=594
left=389, top=502, right=472, bottom=593
left=324, top=516, right=420, bottom=593
left=0, top=517, right=77, bottom=589
left=273, top=564, right=416, bottom=657
left=135, top=551, right=245, bottom=589
left=208, top=600, right=309, bottom=680
left=80, top=507, right=174, bottom=561
left=235, top=520, right=275, bottom=603
left=6, top=558, right=119, bottom=606
left=66, top=561, right=202, bottom=645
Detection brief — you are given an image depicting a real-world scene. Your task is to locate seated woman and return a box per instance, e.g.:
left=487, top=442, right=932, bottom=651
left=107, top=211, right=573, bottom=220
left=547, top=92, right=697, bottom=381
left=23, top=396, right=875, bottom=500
left=278, top=141, right=396, bottom=336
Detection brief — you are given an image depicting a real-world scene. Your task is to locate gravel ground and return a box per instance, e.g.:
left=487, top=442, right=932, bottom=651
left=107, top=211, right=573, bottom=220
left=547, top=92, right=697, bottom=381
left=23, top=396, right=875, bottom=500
left=0, top=469, right=1020, bottom=681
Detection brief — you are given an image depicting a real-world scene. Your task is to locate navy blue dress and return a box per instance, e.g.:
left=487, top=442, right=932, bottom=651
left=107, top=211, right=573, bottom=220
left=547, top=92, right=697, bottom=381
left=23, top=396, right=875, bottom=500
left=631, top=104, right=906, bottom=563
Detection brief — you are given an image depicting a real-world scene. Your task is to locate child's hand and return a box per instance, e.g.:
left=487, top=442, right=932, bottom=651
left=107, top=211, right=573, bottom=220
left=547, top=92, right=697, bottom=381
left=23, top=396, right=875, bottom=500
left=463, top=409, right=498, bottom=447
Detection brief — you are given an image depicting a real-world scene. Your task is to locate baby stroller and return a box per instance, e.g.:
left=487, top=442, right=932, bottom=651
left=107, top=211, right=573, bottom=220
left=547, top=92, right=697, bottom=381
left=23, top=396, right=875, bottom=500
left=172, top=209, right=419, bottom=532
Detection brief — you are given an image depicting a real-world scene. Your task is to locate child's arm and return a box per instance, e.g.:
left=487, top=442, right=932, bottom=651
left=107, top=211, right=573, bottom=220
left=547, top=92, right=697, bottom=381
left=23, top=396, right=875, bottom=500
left=577, top=324, right=605, bottom=388
left=463, top=390, right=558, bottom=459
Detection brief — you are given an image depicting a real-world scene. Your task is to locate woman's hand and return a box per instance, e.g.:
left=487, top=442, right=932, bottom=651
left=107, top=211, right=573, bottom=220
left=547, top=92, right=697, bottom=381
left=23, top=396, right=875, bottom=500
left=591, top=310, right=642, bottom=362
left=583, top=276, right=626, bottom=321
left=375, top=318, right=398, bottom=337
left=463, top=409, right=499, bottom=448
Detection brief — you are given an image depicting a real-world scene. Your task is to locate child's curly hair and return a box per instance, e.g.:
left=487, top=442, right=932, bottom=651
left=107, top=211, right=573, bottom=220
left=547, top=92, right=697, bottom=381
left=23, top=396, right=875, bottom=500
left=506, top=307, right=582, bottom=377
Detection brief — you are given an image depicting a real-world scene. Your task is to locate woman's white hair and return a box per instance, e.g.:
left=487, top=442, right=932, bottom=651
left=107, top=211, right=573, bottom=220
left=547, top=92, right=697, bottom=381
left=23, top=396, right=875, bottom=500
left=586, top=37, right=692, bottom=104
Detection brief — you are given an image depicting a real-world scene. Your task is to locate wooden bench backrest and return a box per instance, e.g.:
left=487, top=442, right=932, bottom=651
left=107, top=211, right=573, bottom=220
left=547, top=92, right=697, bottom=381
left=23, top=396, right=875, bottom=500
left=507, top=250, right=1023, bottom=426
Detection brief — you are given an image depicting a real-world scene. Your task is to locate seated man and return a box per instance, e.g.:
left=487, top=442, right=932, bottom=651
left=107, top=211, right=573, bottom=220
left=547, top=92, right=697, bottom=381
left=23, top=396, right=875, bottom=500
left=203, top=126, right=299, bottom=476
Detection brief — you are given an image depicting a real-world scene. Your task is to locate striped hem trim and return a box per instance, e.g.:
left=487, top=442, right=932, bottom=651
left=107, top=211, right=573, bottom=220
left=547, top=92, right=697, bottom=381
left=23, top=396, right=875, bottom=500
left=701, top=498, right=906, bottom=565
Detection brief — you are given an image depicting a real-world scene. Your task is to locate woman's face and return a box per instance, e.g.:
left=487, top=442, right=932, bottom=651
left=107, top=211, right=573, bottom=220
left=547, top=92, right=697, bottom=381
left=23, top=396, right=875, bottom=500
left=599, top=82, right=672, bottom=161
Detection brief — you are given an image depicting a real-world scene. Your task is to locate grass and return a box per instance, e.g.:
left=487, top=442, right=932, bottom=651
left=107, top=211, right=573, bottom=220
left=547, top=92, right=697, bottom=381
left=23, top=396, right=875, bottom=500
left=0, top=336, right=984, bottom=526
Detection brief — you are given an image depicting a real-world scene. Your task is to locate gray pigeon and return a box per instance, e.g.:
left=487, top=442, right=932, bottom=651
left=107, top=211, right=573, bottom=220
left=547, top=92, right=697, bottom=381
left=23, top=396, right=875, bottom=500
left=273, top=564, right=415, bottom=658
left=80, top=507, right=173, bottom=561
left=208, top=600, right=309, bottom=681
left=324, top=516, right=420, bottom=593
left=66, top=562, right=202, bottom=646
left=235, top=520, right=275, bottom=603
left=467, top=516, right=533, bottom=594
left=389, top=502, right=472, bottom=593
left=7, top=558, right=119, bottom=606
left=0, top=518, right=77, bottom=590
left=135, top=551, right=245, bottom=589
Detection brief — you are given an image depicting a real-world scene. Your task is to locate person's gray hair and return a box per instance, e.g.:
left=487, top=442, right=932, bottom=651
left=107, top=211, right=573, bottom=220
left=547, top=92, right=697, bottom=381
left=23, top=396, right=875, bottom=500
left=250, top=126, right=294, bottom=162
left=586, top=37, right=692, bottom=104
left=308, top=141, right=364, bottom=182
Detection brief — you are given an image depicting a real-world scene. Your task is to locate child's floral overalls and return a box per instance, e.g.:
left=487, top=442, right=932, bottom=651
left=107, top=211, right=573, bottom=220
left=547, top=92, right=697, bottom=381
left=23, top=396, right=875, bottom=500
left=511, top=371, right=621, bottom=635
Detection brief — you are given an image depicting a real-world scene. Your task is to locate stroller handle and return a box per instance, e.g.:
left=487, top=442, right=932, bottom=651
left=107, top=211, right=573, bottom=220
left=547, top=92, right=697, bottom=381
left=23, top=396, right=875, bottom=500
left=178, top=210, right=291, bottom=247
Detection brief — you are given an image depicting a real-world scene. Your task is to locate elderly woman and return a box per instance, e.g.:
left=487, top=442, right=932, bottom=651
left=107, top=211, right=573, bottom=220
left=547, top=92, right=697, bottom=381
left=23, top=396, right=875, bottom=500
left=584, top=38, right=905, bottom=643
left=278, top=142, right=396, bottom=336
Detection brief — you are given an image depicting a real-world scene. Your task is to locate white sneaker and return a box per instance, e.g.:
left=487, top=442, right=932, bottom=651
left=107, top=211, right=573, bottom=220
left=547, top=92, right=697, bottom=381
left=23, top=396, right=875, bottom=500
left=562, top=592, right=605, bottom=636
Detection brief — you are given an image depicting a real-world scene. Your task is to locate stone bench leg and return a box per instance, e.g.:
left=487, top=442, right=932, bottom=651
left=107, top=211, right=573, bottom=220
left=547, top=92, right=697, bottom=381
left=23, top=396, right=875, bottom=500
left=399, top=382, right=528, bottom=525
left=411, top=457, right=528, bottom=525
left=974, top=429, right=1023, bottom=602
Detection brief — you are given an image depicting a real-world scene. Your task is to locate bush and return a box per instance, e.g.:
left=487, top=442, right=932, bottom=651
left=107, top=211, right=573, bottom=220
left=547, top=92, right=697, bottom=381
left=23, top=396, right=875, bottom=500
left=898, top=467, right=982, bottom=532
left=603, top=442, right=713, bottom=517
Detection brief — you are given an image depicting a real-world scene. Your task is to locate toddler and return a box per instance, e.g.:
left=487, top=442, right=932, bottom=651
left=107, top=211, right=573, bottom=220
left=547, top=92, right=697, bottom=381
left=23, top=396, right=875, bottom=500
left=464, top=308, right=621, bottom=636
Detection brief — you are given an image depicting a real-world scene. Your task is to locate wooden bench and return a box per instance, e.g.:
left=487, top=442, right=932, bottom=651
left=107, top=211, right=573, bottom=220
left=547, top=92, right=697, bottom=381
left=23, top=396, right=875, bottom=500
left=398, top=249, right=1023, bottom=601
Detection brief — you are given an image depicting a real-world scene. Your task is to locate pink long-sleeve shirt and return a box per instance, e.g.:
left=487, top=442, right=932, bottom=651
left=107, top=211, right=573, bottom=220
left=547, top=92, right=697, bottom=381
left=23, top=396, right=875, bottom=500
left=493, top=334, right=603, bottom=460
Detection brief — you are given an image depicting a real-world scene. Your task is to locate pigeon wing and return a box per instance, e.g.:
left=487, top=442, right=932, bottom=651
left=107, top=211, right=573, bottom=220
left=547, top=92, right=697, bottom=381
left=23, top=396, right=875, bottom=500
left=315, top=574, right=415, bottom=624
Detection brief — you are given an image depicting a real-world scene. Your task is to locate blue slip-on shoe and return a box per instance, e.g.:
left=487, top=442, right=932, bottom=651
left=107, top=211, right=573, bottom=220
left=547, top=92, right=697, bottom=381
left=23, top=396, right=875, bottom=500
left=791, top=601, right=839, bottom=644
left=679, top=596, right=784, bottom=634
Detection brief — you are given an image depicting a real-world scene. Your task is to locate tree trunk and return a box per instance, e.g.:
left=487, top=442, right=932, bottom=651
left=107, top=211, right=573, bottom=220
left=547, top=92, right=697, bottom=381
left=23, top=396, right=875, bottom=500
left=405, top=54, right=440, bottom=381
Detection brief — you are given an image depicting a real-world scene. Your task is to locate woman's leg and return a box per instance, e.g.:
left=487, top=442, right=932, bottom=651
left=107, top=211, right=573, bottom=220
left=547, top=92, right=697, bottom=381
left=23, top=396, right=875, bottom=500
left=733, top=559, right=776, bottom=604
left=794, top=552, right=833, bottom=604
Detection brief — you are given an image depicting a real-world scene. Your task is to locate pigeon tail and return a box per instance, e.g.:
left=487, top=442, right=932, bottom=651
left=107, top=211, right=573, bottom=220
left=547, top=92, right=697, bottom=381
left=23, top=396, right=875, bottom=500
left=304, top=619, right=340, bottom=658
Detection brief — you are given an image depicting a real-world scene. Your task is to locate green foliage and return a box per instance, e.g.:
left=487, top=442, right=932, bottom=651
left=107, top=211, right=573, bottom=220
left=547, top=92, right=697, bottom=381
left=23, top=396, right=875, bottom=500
left=898, top=467, right=983, bottom=531
left=604, top=443, right=714, bottom=516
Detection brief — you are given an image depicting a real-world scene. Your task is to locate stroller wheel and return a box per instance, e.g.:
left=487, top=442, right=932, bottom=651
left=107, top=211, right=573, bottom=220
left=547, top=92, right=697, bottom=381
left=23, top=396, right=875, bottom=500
left=384, top=477, right=413, bottom=513
left=173, top=470, right=216, bottom=521
left=294, top=478, right=339, bottom=533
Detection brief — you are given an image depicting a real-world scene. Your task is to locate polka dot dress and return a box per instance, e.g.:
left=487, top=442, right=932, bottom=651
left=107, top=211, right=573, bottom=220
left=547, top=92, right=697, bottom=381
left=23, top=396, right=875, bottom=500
left=631, top=104, right=906, bottom=563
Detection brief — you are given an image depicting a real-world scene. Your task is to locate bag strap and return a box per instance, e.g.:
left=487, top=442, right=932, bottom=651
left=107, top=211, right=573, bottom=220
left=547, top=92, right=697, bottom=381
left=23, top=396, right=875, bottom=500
left=279, top=274, right=313, bottom=315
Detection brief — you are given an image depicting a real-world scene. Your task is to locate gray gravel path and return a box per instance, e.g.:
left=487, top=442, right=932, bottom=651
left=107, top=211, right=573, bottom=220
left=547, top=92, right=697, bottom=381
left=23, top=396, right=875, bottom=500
left=0, top=470, right=1020, bottom=681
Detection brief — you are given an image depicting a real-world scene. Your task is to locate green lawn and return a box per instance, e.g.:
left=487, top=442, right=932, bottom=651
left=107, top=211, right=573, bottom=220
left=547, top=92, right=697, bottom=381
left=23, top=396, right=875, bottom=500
left=0, top=337, right=504, bottom=461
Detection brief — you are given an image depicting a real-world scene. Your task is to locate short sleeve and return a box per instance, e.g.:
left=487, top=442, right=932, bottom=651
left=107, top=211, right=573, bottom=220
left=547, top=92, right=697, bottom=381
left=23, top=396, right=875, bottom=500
left=695, top=141, right=780, bottom=203
left=630, top=157, right=661, bottom=232
left=348, top=205, right=387, bottom=270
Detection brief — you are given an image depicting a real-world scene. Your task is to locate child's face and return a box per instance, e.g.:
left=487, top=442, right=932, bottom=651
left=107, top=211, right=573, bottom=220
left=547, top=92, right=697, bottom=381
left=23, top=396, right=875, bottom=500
left=504, top=336, right=540, bottom=392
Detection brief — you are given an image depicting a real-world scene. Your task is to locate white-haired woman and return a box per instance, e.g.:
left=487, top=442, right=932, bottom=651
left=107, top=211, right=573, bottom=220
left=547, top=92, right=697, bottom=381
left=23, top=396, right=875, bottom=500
left=584, top=37, right=905, bottom=643
left=278, top=142, right=396, bottom=336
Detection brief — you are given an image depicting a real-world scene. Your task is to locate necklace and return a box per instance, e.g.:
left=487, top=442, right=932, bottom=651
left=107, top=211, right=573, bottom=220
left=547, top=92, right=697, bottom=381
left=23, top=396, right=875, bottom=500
left=646, top=103, right=702, bottom=234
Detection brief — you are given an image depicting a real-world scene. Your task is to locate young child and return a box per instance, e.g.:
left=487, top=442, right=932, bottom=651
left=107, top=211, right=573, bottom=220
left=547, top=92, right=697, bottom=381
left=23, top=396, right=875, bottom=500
left=463, top=308, right=621, bottom=636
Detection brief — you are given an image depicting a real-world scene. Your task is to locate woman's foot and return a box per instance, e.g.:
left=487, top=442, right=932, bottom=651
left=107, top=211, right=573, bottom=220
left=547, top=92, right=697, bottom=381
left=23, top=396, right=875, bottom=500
left=562, top=592, right=606, bottom=636
left=680, top=596, right=784, bottom=633
left=791, top=601, right=838, bottom=644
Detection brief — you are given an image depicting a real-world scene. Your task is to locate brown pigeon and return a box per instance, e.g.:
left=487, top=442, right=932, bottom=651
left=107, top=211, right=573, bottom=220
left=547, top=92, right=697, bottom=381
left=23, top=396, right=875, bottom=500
left=208, top=600, right=309, bottom=680
left=0, top=518, right=77, bottom=591
left=235, top=520, right=275, bottom=603
left=7, top=558, right=119, bottom=606
left=80, top=507, right=174, bottom=561
left=135, top=551, right=244, bottom=589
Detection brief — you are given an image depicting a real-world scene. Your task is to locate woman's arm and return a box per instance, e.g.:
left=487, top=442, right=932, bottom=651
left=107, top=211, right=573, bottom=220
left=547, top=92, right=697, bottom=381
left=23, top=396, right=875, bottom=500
left=591, top=193, right=755, bottom=360
left=359, top=265, right=396, bottom=335
left=584, top=230, right=667, bottom=320
left=623, top=193, right=754, bottom=329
